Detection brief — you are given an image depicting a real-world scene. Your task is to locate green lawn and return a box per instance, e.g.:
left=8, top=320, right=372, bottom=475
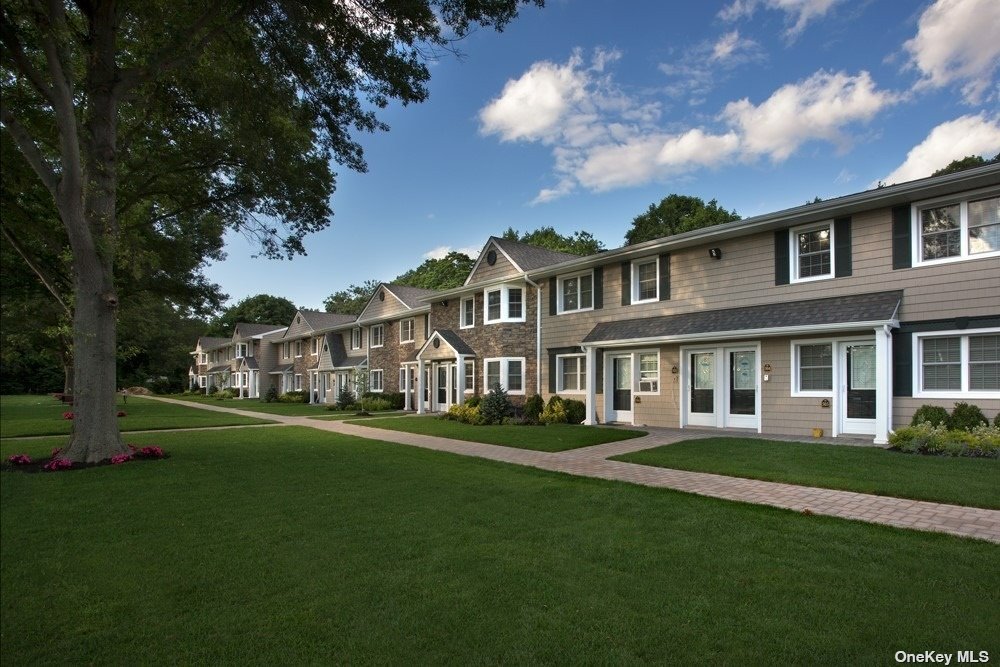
left=1, top=428, right=997, bottom=664
left=0, top=395, right=273, bottom=438
left=613, top=437, right=1000, bottom=509
left=168, top=393, right=334, bottom=416
left=308, top=411, right=406, bottom=420
left=352, top=416, right=646, bottom=451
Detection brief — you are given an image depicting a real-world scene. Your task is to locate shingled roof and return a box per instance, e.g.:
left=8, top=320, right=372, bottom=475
left=582, top=291, right=903, bottom=344
left=491, top=237, right=581, bottom=272
left=233, top=322, right=286, bottom=338
left=385, top=284, right=441, bottom=308
left=300, top=310, right=357, bottom=332
left=197, top=336, right=230, bottom=351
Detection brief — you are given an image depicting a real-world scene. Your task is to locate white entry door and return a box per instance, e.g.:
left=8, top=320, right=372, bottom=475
left=683, top=344, right=760, bottom=431
left=839, top=343, right=876, bottom=435
left=607, top=354, right=633, bottom=423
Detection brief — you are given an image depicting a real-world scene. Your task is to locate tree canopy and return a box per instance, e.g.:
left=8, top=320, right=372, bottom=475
left=324, top=280, right=383, bottom=317
left=932, top=154, right=1000, bottom=177
left=1, top=0, right=541, bottom=462
left=501, top=226, right=604, bottom=255
left=206, top=295, right=298, bottom=336
left=624, top=195, right=741, bottom=245
left=394, top=251, right=475, bottom=291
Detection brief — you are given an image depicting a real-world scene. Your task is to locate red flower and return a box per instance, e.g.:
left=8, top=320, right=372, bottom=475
left=110, top=453, right=133, bottom=465
left=62, top=412, right=74, bottom=420
left=117, top=411, right=127, bottom=417
left=7, top=454, right=31, bottom=465
left=43, top=458, right=73, bottom=472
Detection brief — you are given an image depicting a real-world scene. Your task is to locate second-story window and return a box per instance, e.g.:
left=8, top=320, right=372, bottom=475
left=558, top=272, right=593, bottom=313
left=631, top=258, right=658, bottom=303
left=294, top=340, right=302, bottom=357
left=461, top=297, right=475, bottom=329
left=370, top=324, right=384, bottom=348
left=400, top=318, right=414, bottom=343
left=915, top=193, right=999, bottom=264
left=791, top=223, right=833, bottom=282
left=351, top=328, right=361, bottom=350
left=484, top=286, right=525, bottom=324
left=235, top=343, right=248, bottom=358
left=311, top=337, right=319, bottom=355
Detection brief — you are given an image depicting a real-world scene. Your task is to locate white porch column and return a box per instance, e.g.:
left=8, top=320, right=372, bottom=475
left=404, top=365, right=412, bottom=411
left=456, top=355, right=466, bottom=405
left=416, top=360, right=426, bottom=415
left=874, top=325, right=893, bottom=445
left=584, top=346, right=597, bottom=425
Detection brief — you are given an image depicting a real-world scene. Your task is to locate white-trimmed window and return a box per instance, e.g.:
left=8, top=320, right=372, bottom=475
left=199, top=353, right=207, bottom=364
left=370, top=324, right=384, bottom=348
left=631, top=258, right=658, bottom=303
left=400, top=318, right=415, bottom=343
left=637, top=352, right=659, bottom=393
left=791, top=222, right=833, bottom=282
left=557, top=354, right=587, bottom=393
left=370, top=369, right=384, bottom=393
left=915, top=330, right=1000, bottom=397
left=793, top=343, right=833, bottom=395
left=294, top=374, right=302, bottom=391
left=310, top=337, right=318, bottom=355
left=558, top=271, right=594, bottom=314
left=235, top=343, right=248, bottom=358
left=464, top=360, right=475, bottom=393
left=399, top=368, right=407, bottom=391
left=198, top=375, right=206, bottom=388
left=483, top=285, right=525, bottom=324
left=461, top=297, right=475, bottom=329
left=913, top=191, right=999, bottom=265
left=483, top=357, right=525, bottom=395
left=294, top=340, right=302, bottom=357
left=351, top=328, right=361, bottom=350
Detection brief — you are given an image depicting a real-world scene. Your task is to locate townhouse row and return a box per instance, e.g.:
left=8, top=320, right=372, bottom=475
left=191, top=165, right=1000, bottom=444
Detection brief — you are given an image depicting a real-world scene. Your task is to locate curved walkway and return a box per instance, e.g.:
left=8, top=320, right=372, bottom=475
left=144, top=396, right=1000, bottom=544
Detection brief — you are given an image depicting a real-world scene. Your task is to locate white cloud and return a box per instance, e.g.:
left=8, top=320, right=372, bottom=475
left=480, top=51, right=898, bottom=202
left=719, top=0, right=842, bottom=39
left=478, top=52, right=589, bottom=143
left=722, top=70, right=896, bottom=161
left=423, top=245, right=480, bottom=260
left=880, top=114, right=1000, bottom=185
left=903, top=0, right=1000, bottom=104
left=660, top=32, right=763, bottom=101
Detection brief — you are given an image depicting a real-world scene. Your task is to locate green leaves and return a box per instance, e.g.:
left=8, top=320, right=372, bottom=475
left=624, top=194, right=741, bottom=245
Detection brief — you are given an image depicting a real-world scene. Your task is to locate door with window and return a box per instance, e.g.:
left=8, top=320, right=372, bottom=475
left=434, top=363, right=455, bottom=411
left=684, top=345, right=759, bottom=430
left=609, top=355, right=633, bottom=422
left=839, top=343, right=876, bottom=435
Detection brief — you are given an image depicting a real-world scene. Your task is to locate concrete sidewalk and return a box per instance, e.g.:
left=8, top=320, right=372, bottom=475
left=143, top=396, right=1000, bottom=544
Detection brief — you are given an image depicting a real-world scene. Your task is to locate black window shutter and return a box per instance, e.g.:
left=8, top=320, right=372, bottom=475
left=620, top=262, right=631, bottom=306
left=892, top=205, right=912, bottom=269
left=548, top=277, right=557, bottom=316
left=893, top=331, right=913, bottom=397
left=593, top=267, right=603, bottom=310
left=548, top=353, right=557, bottom=394
left=658, top=253, right=671, bottom=301
left=774, top=230, right=790, bottom=285
left=834, top=217, right=852, bottom=277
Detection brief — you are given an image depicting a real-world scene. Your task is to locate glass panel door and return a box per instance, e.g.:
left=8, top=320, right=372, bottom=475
left=437, top=365, right=448, bottom=407
left=690, top=352, right=715, bottom=414
left=613, top=357, right=631, bottom=411
left=846, top=344, right=876, bottom=419
left=729, top=350, right=756, bottom=416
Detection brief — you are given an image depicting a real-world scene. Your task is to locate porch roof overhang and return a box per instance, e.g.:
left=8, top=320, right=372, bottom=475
left=415, top=329, right=476, bottom=361
left=326, top=356, right=367, bottom=371
left=268, top=363, right=294, bottom=375
left=207, top=364, right=231, bottom=374
left=581, top=290, right=902, bottom=348
left=239, top=357, right=259, bottom=371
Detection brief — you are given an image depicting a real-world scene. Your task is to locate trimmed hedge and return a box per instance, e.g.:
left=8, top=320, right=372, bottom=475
left=889, top=423, right=999, bottom=458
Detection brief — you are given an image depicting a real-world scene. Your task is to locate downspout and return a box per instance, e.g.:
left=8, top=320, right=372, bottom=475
left=525, top=274, right=542, bottom=396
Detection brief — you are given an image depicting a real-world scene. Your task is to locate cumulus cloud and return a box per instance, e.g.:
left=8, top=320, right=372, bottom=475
left=719, top=0, right=842, bottom=39
left=903, top=0, right=1000, bottom=104
left=722, top=70, right=896, bottom=161
left=480, top=50, right=898, bottom=202
left=880, top=114, right=1000, bottom=185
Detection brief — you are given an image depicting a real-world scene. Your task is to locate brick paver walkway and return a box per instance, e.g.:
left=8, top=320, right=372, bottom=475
left=142, top=396, right=1000, bottom=544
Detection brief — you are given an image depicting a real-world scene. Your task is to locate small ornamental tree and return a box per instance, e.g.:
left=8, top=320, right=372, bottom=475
left=481, top=383, right=513, bottom=425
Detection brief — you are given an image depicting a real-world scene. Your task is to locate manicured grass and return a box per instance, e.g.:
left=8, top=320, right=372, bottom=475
left=308, top=411, right=406, bottom=420
left=0, top=395, right=273, bottom=438
left=351, top=415, right=646, bottom=451
left=2, top=427, right=997, bottom=664
left=613, top=437, right=1000, bottom=509
left=168, top=393, right=333, bottom=416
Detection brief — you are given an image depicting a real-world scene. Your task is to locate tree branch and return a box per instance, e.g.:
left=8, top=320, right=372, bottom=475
left=0, top=107, right=60, bottom=196
left=0, top=18, right=57, bottom=106
left=0, top=224, right=71, bottom=315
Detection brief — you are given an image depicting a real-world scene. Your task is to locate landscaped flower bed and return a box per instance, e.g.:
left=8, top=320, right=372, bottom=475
left=2, top=444, right=168, bottom=473
left=889, top=423, right=999, bottom=458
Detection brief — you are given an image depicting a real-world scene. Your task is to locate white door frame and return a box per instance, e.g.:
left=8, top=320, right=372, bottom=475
left=680, top=342, right=761, bottom=432
left=604, top=352, right=634, bottom=424
left=432, top=362, right=456, bottom=412
left=836, top=338, right=877, bottom=436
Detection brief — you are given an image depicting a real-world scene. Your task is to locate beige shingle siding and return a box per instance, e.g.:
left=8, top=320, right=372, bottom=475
left=468, top=241, right=521, bottom=284
left=360, top=288, right=409, bottom=321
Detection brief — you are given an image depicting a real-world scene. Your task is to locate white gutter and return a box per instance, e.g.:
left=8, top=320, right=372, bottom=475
left=581, top=319, right=899, bottom=348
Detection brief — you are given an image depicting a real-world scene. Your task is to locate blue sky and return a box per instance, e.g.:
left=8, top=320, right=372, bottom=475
left=204, top=0, right=1000, bottom=312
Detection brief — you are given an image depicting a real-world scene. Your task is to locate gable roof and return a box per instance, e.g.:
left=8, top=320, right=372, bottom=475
left=385, top=284, right=441, bottom=308
left=464, top=236, right=581, bottom=287
left=233, top=323, right=286, bottom=339
left=582, top=291, right=903, bottom=345
left=357, top=282, right=439, bottom=323
left=301, top=310, right=357, bottom=332
left=197, top=336, right=230, bottom=351
left=416, top=329, right=476, bottom=360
